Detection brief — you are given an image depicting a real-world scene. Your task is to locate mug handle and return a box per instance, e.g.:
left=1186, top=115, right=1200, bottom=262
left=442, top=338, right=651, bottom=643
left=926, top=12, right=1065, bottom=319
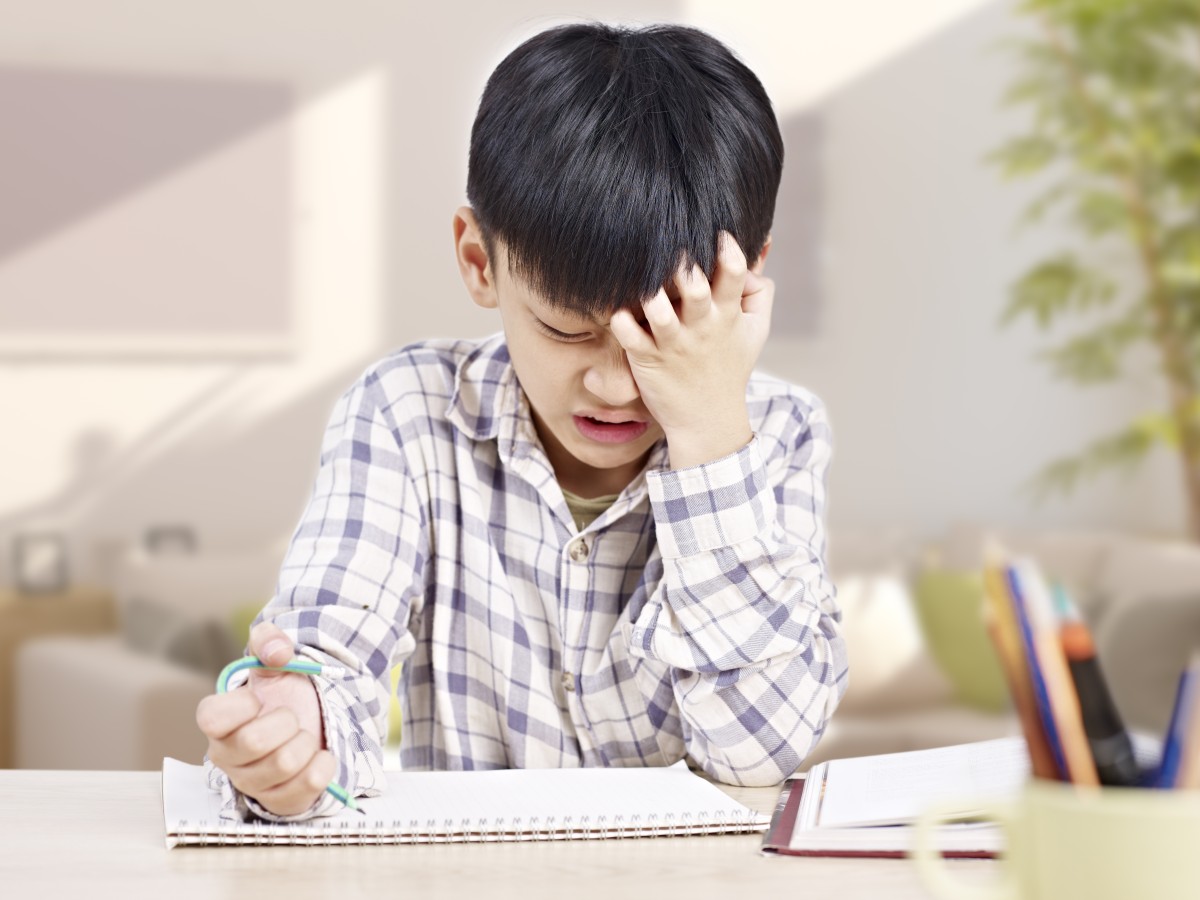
left=911, top=799, right=1018, bottom=900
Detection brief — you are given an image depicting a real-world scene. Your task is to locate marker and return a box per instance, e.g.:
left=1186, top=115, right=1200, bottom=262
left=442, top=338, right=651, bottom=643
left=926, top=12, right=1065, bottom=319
left=1055, top=586, right=1140, bottom=787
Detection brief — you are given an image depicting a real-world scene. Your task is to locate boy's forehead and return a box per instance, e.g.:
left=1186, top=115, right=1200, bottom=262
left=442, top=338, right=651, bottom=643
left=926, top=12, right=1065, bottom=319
left=502, top=258, right=651, bottom=324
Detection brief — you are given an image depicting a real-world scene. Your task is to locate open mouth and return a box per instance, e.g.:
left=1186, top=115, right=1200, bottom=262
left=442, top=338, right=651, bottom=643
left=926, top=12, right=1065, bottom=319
left=573, top=415, right=650, bottom=444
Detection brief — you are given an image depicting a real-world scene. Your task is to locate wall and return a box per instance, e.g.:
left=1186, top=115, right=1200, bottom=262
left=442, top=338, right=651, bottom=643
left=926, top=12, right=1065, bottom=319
left=0, top=0, right=1186, bottom=592
left=748, top=1, right=1185, bottom=537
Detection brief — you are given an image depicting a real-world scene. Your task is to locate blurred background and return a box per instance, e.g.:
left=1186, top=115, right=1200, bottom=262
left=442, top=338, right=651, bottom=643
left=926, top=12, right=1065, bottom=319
left=2, top=0, right=1198, bottom=773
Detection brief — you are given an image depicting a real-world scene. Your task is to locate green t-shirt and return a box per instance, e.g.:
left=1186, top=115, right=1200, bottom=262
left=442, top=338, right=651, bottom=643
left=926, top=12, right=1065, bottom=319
left=561, top=488, right=620, bottom=532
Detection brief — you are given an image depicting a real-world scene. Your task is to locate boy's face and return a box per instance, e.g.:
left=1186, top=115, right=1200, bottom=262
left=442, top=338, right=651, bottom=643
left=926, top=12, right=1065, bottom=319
left=453, top=209, right=663, bottom=498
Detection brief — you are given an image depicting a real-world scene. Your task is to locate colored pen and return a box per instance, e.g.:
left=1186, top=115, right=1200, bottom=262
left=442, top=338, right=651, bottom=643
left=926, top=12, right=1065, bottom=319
left=216, top=655, right=365, bottom=815
left=1055, top=586, right=1140, bottom=787
left=1157, top=654, right=1200, bottom=789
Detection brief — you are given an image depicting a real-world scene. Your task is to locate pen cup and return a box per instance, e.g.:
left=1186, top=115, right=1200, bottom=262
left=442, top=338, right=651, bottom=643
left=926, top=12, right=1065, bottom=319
left=912, top=781, right=1200, bottom=900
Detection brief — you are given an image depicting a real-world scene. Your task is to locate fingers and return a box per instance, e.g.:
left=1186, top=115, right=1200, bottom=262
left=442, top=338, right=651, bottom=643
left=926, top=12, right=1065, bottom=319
left=710, top=232, right=748, bottom=308
left=664, top=234, right=747, bottom=327
left=674, top=261, right=711, bottom=326
left=221, top=719, right=333, bottom=817
left=196, top=687, right=262, bottom=741
left=741, top=270, right=775, bottom=319
left=609, top=306, right=657, bottom=356
left=611, top=234, right=753, bottom=353
left=250, top=621, right=294, bottom=674
left=202, top=697, right=333, bottom=816
left=216, top=705, right=305, bottom=768
left=249, top=749, right=338, bottom=818
left=197, top=661, right=335, bottom=817
left=613, top=286, right=684, bottom=353
left=642, top=289, right=681, bottom=344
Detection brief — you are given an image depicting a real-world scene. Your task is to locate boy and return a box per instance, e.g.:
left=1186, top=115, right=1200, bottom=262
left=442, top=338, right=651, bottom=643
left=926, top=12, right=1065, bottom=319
left=196, top=22, right=847, bottom=821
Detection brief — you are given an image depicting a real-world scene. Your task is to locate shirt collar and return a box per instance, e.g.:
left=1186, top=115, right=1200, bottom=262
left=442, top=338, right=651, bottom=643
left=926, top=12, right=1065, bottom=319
left=445, top=333, right=541, bottom=466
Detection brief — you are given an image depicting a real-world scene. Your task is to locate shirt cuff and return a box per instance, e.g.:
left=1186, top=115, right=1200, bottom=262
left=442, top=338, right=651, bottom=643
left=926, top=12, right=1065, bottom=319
left=646, top=434, right=776, bottom=559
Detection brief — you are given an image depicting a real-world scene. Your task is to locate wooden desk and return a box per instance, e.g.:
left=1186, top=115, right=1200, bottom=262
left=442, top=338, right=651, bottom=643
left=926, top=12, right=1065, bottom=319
left=0, top=768, right=998, bottom=899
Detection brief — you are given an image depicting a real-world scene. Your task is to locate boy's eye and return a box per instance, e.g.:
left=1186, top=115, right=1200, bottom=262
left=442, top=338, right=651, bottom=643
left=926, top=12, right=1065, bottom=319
left=534, top=319, right=589, bottom=342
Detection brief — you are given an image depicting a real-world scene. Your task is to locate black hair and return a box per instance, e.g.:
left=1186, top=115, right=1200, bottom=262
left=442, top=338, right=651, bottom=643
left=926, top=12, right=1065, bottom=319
left=467, top=23, right=784, bottom=318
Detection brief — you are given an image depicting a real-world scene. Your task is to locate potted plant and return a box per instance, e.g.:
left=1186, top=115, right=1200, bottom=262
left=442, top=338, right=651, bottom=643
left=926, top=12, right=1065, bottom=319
left=991, top=0, right=1200, bottom=538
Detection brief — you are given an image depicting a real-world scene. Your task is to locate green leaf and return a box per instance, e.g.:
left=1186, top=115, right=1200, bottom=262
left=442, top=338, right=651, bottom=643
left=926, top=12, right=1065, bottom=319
left=1072, top=189, right=1131, bottom=236
left=988, top=135, right=1060, bottom=178
left=1025, top=413, right=1170, bottom=502
left=1017, top=181, right=1075, bottom=228
left=1161, top=148, right=1200, bottom=203
left=1037, top=312, right=1146, bottom=383
left=1160, top=223, right=1200, bottom=289
left=1003, top=256, right=1117, bottom=328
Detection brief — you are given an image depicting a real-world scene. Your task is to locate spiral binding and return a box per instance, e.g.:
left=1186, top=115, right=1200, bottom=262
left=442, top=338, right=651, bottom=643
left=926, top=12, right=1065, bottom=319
left=172, top=807, right=766, bottom=846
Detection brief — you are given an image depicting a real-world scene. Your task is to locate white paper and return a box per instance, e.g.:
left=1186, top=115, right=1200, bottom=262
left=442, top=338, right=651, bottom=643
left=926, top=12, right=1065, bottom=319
left=162, top=758, right=771, bottom=847
left=812, top=737, right=1030, bottom=828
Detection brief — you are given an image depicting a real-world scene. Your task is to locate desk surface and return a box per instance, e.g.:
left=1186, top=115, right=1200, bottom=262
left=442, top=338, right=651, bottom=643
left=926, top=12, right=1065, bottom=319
left=0, top=768, right=996, bottom=899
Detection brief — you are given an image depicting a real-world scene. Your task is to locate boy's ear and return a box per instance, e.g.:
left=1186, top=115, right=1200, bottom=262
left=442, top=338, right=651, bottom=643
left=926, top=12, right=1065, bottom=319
left=453, top=206, right=499, bottom=310
left=750, top=234, right=772, bottom=275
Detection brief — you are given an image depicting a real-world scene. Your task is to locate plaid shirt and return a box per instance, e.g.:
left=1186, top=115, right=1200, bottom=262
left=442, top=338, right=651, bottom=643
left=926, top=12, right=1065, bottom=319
left=207, top=333, right=847, bottom=822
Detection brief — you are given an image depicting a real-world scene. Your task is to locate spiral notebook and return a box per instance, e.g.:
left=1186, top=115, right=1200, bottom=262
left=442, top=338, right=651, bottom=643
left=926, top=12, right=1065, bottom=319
left=162, top=757, right=771, bottom=848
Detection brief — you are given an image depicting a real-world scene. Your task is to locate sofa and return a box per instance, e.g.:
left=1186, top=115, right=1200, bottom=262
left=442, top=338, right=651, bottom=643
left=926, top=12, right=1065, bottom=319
left=13, top=527, right=1200, bottom=773
left=809, top=525, right=1200, bottom=768
left=14, top=548, right=278, bottom=770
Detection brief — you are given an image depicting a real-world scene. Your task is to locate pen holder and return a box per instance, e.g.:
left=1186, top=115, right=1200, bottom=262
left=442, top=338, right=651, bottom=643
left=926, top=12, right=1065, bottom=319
left=912, top=780, right=1200, bottom=900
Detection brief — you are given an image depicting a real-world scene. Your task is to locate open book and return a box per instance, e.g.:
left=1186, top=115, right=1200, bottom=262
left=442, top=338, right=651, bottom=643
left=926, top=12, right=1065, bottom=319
left=761, top=735, right=1162, bottom=859
left=163, top=758, right=771, bottom=848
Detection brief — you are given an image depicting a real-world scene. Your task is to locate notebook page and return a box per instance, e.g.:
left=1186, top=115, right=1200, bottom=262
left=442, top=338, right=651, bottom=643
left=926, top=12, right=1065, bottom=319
left=815, top=737, right=1029, bottom=828
left=163, top=758, right=770, bottom=845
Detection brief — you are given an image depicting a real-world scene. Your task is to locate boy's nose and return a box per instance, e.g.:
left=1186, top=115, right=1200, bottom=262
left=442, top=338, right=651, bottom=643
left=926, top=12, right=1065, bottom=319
left=583, top=348, right=640, bottom=407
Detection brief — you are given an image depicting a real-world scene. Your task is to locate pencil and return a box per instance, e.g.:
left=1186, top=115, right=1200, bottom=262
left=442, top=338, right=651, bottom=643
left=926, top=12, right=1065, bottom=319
left=1009, top=560, right=1099, bottom=786
left=982, top=561, right=1060, bottom=780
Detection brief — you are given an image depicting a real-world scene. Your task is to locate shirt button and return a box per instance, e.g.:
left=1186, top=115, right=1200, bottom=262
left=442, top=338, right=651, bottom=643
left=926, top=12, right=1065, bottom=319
left=568, top=538, right=589, bottom=562
left=561, top=672, right=575, bottom=693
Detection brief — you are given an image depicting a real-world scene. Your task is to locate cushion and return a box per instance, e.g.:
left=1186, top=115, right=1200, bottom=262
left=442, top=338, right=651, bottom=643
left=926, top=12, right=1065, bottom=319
left=1093, top=539, right=1200, bottom=612
left=228, top=601, right=265, bottom=656
left=1095, top=592, right=1200, bottom=734
left=939, top=523, right=1121, bottom=621
left=833, top=573, right=950, bottom=713
left=911, top=568, right=1010, bottom=713
left=120, top=595, right=240, bottom=679
left=114, top=548, right=281, bottom=679
left=388, top=664, right=403, bottom=747
left=827, top=528, right=920, bottom=579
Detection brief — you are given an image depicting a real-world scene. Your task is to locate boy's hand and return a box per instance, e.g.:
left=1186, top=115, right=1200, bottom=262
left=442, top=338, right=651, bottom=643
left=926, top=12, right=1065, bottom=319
left=195, top=622, right=334, bottom=817
left=610, top=232, right=774, bottom=469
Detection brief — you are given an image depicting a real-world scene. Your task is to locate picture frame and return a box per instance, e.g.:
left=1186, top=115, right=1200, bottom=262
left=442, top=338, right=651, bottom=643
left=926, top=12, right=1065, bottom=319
left=143, top=524, right=198, bottom=556
left=13, top=532, right=69, bottom=595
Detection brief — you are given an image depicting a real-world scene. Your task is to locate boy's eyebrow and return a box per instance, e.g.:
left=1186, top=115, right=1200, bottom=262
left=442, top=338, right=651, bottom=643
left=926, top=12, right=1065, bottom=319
left=532, top=295, right=650, bottom=328
left=552, top=308, right=648, bottom=330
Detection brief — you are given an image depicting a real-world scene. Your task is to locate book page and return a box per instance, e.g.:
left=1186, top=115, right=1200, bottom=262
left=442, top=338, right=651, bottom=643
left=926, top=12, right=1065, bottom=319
left=814, top=737, right=1029, bottom=828
left=787, top=821, right=1003, bottom=855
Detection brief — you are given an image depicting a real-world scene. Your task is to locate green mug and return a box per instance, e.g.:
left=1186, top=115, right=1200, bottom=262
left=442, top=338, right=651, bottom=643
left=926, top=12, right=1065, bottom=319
left=912, top=780, right=1200, bottom=900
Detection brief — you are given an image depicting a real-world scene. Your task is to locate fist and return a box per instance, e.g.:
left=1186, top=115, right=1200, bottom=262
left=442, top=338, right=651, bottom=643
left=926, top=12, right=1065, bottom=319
left=195, top=621, right=333, bottom=816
